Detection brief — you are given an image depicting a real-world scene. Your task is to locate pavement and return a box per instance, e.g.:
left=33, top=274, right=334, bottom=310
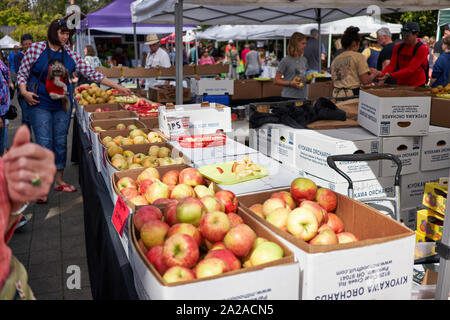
left=6, top=95, right=93, bottom=300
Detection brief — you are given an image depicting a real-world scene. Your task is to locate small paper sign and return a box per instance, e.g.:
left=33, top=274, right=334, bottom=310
left=112, top=196, right=130, bottom=237
left=167, top=116, right=190, bottom=140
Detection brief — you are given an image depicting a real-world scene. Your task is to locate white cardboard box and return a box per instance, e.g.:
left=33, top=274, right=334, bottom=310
left=420, top=125, right=450, bottom=171
left=400, top=168, right=450, bottom=209
left=380, top=136, right=421, bottom=177
left=295, top=127, right=381, bottom=183
left=128, top=208, right=300, bottom=300
left=238, top=189, right=415, bottom=300
left=271, top=126, right=309, bottom=168
left=168, top=137, right=258, bottom=163
left=158, top=103, right=232, bottom=138
left=190, top=78, right=234, bottom=95
left=358, top=89, right=431, bottom=137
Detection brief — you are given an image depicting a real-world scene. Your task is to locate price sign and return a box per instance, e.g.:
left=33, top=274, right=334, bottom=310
left=112, top=196, right=130, bottom=237
left=167, top=116, right=190, bottom=140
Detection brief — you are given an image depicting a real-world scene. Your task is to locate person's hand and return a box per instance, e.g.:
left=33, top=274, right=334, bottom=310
left=377, top=72, right=390, bottom=81
left=22, top=90, right=39, bottom=106
left=116, top=85, right=132, bottom=96
left=289, top=78, right=304, bottom=89
left=3, top=126, right=56, bottom=206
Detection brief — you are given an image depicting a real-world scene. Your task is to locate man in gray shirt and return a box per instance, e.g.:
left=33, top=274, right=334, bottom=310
left=303, top=29, right=326, bottom=73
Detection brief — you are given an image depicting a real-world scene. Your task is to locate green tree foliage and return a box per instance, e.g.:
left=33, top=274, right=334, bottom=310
left=9, top=24, right=48, bottom=42
left=383, top=10, right=439, bottom=38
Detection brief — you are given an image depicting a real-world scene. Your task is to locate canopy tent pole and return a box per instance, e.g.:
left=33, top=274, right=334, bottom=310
left=316, top=8, right=322, bottom=72
left=283, top=36, right=286, bottom=57
left=175, top=0, right=184, bottom=104
left=327, top=32, right=332, bottom=69
left=133, top=23, right=138, bottom=67
left=88, top=28, right=91, bottom=45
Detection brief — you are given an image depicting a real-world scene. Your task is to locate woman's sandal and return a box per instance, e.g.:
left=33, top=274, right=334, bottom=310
left=36, top=197, right=48, bottom=204
left=54, top=184, right=77, bottom=193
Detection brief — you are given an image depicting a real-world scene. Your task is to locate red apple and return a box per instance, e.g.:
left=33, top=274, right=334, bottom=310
left=144, top=181, right=170, bottom=204
left=262, top=198, right=286, bottom=217
left=134, top=205, right=163, bottom=232
left=128, top=195, right=149, bottom=206
left=337, top=232, right=359, bottom=244
left=170, top=183, right=195, bottom=200
left=290, top=177, right=318, bottom=203
left=179, top=168, right=204, bottom=187
left=326, top=213, right=344, bottom=233
left=265, top=207, right=290, bottom=231
left=146, top=245, right=168, bottom=275
left=137, top=168, right=160, bottom=185
left=138, top=178, right=159, bottom=195
left=153, top=198, right=173, bottom=206
left=249, top=203, right=264, bottom=219
left=271, top=191, right=296, bottom=210
left=214, top=190, right=238, bottom=213
left=204, top=249, right=241, bottom=271
left=168, top=223, right=202, bottom=246
left=162, top=170, right=180, bottom=185
left=299, top=200, right=326, bottom=225
left=224, top=224, right=256, bottom=257
left=309, top=229, right=338, bottom=245
left=194, top=258, right=227, bottom=279
left=227, top=212, right=244, bottom=228
left=162, top=233, right=199, bottom=268
left=318, top=224, right=334, bottom=233
left=199, top=211, right=231, bottom=243
left=209, top=241, right=226, bottom=251
left=140, top=220, right=170, bottom=249
left=200, top=195, right=225, bottom=213
left=120, top=187, right=140, bottom=199
left=164, top=200, right=179, bottom=226
left=315, top=188, right=338, bottom=212
left=286, top=207, right=318, bottom=241
left=176, top=197, right=206, bottom=227
left=163, top=266, right=195, bottom=284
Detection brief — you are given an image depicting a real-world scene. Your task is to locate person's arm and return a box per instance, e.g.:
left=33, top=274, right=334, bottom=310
left=390, top=44, right=428, bottom=80
left=430, top=57, right=443, bottom=87
left=17, top=42, right=46, bottom=106
left=357, top=55, right=378, bottom=85
left=274, top=71, right=303, bottom=88
left=382, top=59, right=390, bottom=70
left=362, top=48, right=371, bottom=61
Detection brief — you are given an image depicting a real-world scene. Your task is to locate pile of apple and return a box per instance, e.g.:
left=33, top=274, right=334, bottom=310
left=129, top=171, right=285, bottom=283
left=75, top=83, right=116, bottom=105
left=248, top=177, right=358, bottom=245
left=101, top=128, right=162, bottom=146
left=123, top=99, right=162, bottom=118
left=108, top=145, right=185, bottom=170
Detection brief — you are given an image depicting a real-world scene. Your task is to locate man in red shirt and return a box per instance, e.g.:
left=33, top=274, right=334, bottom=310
left=378, top=22, right=429, bottom=87
left=241, top=44, right=250, bottom=65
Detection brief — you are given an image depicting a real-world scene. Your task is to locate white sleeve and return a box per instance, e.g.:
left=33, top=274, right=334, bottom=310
left=161, top=51, right=171, bottom=68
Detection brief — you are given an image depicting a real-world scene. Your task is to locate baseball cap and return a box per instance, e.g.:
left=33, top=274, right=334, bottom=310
left=20, top=33, right=34, bottom=42
left=401, top=22, right=420, bottom=35
left=444, top=24, right=450, bottom=31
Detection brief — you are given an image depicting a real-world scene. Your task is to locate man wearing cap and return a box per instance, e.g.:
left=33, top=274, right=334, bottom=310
left=434, top=24, right=450, bottom=59
left=378, top=22, right=429, bottom=87
left=362, top=32, right=382, bottom=69
left=144, top=34, right=171, bottom=89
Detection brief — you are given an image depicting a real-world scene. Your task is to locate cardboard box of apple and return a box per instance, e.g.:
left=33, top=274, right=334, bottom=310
left=240, top=177, right=358, bottom=245
left=75, top=83, right=116, bottom=105
left=123, top=98, right=163, bottom=118
left=107, top=142, right=188, bottom=171
left=130, top=196, right=294, bottom=287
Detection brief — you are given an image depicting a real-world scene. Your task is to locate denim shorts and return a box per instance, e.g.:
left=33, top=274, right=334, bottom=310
left=28, top=106, right=72, bottom=170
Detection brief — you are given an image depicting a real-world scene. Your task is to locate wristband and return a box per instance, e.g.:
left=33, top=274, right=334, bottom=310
left=10, top=202, right=29, bottom=216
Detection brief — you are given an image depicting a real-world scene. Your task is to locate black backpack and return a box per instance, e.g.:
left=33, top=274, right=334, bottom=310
left=396, top=41, right=429, bottom=85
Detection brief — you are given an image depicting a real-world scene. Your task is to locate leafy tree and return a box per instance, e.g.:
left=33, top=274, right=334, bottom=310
left=383, top=10, right=439, bottom=38
left=9, top=24, right=48, bottom=42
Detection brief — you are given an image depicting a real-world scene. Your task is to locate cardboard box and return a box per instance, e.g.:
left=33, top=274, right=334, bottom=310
left=190, top=78, right=234, bottom=95
left=238, top=188, right=415, bottom=300
left=231, top=79, right=262, bottom=100
left=400, top=168, right=449, bottom=209
left=416, top=209, right=444, bottom=241
left=298, top=170, right=397, bottom=219
left=122, top=67, right=158, bottom=78
left=128, top=207, right=300, bottom=300
left=415, top=230, right=428, bottom=242
left=158, top=102, right=232, bottom=139
left=294, top=127, right=381, bottom=183
left=430, top=97, right=450, bottom=128
left=420, top=125, right=450, bottom=171
left=139, top=117, right=159, bottom=129
left=261, top=80, right=283, bottom=98
left=271, top=125, right=308, bottom=168
left=183, top=64, right=196, bottom=76
left=306, top=81, right=333, bottom=99
left=401, top=207, right=419, bottom=230
left=81, top=103, right=123, bottom=133
left=148, top=86, right=191, bottom=103
left=422, top=182, right=447, bottom=215
left=95, top=66, right=122, bottom=78
left=168, top=136, right=257, bottom=163
left=89, top=110, right=138, bottom=122
left=358, top=89, right=431, bottom=136
left=196, top=63, right=230, bottom=75
left=105, top=143, right=192, bottom=183
left=380, top=136, right=421, bottom=177
left=111, top=164, right=221, bottom=212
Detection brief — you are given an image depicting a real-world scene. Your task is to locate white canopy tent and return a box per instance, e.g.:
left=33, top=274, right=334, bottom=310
left=0, top=35, right=20, bottom=49
left=130, top=0, right=449, bottom=103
